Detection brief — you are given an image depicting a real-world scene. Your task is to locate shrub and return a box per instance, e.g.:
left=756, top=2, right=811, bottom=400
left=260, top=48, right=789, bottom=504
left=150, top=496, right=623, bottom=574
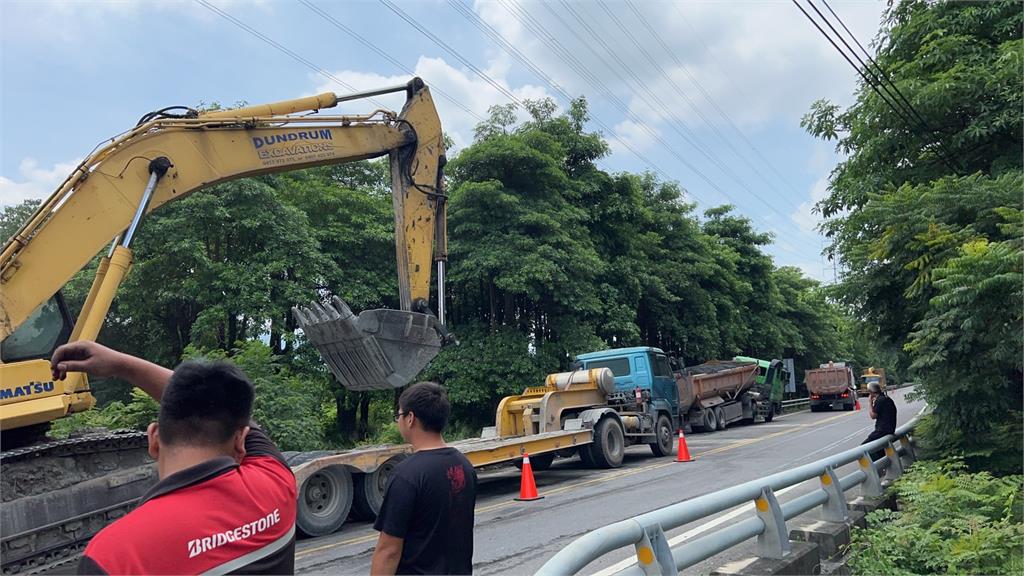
left=849, top=459, right=1024, bottom=575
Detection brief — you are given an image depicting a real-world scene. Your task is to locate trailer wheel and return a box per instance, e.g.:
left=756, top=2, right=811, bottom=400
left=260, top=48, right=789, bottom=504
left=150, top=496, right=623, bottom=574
left=649, top=414, right=674, bottom=457
left=351, top=455, right=406, bottom=521
left=587, top=417, right=625, bottom=468
left=714, top=407, right=727, bottom=430
left=297, top=465, right=353, bottom=537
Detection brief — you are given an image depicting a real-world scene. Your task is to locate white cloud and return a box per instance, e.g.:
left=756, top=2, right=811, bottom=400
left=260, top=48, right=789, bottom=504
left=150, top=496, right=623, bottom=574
left=610, top=120, right=658, bottom=155
left=473, top=1, right=886, bottom=131
left=0, top=158, right=79, bottom=207
left=314, top=56, right=551, bottom=150
left=791, top=175, right=830, bottom=235
left=0, top=0, right=271, bottom=45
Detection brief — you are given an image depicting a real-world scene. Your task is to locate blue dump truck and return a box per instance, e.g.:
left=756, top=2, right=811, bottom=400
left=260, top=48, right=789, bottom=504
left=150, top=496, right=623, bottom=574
left=567, top=347, right=787, bottom=462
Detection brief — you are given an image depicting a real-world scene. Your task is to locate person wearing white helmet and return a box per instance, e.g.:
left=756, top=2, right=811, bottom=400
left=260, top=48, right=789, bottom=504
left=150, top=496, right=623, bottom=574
left=861, top=380, right=897, bottom=466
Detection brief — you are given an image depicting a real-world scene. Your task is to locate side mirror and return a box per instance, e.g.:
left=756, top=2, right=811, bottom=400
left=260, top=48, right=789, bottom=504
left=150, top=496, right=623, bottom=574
left=570, top=360, right=583, bottom=371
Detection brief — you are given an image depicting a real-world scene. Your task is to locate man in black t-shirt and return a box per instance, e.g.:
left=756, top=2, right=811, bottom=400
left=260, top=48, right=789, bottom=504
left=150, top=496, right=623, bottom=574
left=861, top=381, right=898, bottom=464
left=371, top=382, right=476, bottom=575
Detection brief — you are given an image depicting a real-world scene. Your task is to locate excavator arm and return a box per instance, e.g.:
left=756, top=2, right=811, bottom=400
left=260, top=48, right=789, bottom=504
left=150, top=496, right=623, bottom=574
left=0, top=78, right=448, bottom=431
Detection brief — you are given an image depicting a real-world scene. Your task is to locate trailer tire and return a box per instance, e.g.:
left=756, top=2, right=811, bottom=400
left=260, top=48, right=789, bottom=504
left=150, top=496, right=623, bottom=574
left=351, top=454, right=406, bottom=521
left=714, top=407, right=727, bottom=430
left=649, top=414, right=674, bottom=457
left=514, top=452, right=555, bottom=471
left=703, top=408, right=718, bottom=432
left=587, top=417, right=625, bottom=468
left=297, top=465, right=353, bottom=537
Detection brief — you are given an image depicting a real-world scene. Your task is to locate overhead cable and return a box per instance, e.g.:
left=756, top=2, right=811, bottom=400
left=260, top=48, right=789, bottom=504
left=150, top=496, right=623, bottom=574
left=791, top=0, right=960, bottom=172
left=298, top=0, right=484, bottom=122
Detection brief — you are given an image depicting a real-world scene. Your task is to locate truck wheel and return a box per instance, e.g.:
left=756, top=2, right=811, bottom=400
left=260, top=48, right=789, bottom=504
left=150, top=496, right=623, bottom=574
left=703, top=408, right=718, bottom=432
left=587, top=417, right=625, bottom=468
left=297, top=465, right=353, bottom=537
left=715, top=407, right=727, bottom=430
left=765, top=403, right=776, bottom=422
left=351, top=454, right=405, bottom=521
left=514, top=452, right=556, bottom=471
left=649, top=415, right=674, bottom=457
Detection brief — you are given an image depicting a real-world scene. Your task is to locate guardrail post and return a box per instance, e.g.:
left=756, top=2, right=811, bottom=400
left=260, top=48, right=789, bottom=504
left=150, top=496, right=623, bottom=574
left=818, top=465, right=849, bottom=522
left=754, top=486, right=790, bottom=559
left=633, top=522, right=677, bottom=575
left=858, top=451, right=883, bottom=497
left=899, top=435, right=916, bottom=466
left=885, top=440, right=904, bottom=480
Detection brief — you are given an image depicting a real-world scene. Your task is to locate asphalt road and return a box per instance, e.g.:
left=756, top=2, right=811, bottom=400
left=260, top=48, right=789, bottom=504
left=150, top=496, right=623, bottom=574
left=295, top=387, right=925, bottom=575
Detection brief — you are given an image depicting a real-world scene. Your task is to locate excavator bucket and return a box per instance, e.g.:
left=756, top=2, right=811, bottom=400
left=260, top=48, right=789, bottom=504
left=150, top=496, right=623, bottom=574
left=293, top=296, right=443, bottom=391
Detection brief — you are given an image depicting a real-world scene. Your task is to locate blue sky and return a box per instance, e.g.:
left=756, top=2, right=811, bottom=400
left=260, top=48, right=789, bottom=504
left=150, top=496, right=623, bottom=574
left=0, top=0, right=888, bottom=282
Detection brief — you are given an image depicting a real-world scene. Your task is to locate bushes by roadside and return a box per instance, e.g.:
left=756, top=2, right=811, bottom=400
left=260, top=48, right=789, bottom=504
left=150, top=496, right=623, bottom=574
left=849, top=458, right=1023, bottom=575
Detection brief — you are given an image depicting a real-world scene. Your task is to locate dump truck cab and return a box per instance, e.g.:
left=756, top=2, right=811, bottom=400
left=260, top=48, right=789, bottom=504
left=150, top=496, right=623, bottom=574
left=576, top=347, right=679, bottom=414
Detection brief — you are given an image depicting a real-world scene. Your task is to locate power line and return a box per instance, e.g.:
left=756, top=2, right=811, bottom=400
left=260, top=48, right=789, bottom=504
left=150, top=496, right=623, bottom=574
left=194, top=0, right=388, bottom=109
left=594, top=0, right=812, bottom=212
left=297, top=0, right=484, bottom=123
left=444, top=0, right=679, bottom=186
left=667, top=1, right=810, bottom=200
left=543, top=1, right=824, bottom=261
left=499, top=0, right=740, bottom=206
left=791, top=0, right=960, bottom=172
left=384, top=0, right=826, bottom=267
left=378, top=0, right=524, bottom=108
left=625, top=0, right=808, bottom=205
left=818, top=0, right=961, bottom=171
left=503, top=0, right=827, bottom=263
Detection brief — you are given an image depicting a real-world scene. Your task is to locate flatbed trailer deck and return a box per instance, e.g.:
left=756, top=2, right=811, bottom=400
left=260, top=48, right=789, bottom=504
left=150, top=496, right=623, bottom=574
left=289, top=428, right=593, bottom=536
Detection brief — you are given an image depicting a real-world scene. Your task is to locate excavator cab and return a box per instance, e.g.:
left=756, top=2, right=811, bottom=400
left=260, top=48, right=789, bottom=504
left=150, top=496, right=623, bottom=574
left=293, top=296, right=444, bottom=391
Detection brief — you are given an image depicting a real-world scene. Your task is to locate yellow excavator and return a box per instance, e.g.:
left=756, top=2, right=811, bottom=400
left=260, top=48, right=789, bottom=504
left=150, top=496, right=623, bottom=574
left=0, top=78, right=448, bottom=574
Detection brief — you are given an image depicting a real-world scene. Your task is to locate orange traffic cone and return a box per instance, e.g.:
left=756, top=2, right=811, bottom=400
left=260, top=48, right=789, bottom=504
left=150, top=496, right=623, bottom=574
left=514, top=453, right=544, bottom=501
left=855, top=398, right=862, bottom=411
left=675, top=429, right=694, bottom=462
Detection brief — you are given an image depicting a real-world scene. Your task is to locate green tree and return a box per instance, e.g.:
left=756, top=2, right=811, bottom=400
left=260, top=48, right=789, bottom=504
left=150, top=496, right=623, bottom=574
left=802, top=0, right=1022, bottom=472
left=1, top=199, right=41, bottom=242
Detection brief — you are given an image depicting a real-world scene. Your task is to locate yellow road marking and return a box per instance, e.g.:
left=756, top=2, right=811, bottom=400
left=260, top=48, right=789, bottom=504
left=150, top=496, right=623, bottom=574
left=296, top=410, right=858, bottom=559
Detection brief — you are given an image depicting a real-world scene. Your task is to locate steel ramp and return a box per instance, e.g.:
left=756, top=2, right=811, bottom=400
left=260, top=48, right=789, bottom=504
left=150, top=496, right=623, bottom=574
left=293, top=296, right=442, bottom=391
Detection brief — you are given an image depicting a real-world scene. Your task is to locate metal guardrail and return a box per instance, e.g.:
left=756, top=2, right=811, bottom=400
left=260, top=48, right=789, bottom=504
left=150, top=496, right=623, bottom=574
left=780, top=397, right=809, bottom=412
left=536, top=412, right=923, bottom=576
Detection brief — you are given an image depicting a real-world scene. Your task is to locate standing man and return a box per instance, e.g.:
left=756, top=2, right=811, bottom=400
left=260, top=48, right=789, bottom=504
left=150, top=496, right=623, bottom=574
left=861, top=381, right=898, bottom=463
left=51, top=341, right=297, bottom=575
left=370, top=383, right=477, bottom=575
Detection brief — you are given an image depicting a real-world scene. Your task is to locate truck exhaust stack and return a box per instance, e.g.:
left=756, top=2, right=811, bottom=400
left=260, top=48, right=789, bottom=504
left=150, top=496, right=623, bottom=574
left=293, top=296, right=442, bottom=391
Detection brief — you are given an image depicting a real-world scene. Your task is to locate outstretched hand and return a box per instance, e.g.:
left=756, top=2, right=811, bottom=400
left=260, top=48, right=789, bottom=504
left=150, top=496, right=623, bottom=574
left=51, top=341, right=126, bottom=381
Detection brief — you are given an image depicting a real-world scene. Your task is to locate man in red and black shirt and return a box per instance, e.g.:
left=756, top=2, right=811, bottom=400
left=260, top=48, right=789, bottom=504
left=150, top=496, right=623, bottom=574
left=50, top=341, right=296, bottom=575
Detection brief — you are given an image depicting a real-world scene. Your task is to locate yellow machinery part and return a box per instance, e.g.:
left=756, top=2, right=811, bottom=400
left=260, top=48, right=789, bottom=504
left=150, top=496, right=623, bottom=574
left=0, top=360, right=93, bottom=430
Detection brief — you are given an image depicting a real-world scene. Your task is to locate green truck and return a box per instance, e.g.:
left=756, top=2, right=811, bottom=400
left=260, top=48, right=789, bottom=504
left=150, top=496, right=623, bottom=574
left=732, top=355, right=787, bottom=421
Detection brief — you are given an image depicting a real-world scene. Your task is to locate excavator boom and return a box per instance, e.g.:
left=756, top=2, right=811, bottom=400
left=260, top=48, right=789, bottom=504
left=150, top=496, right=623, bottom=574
left=1, top=78, right=448, bottom=431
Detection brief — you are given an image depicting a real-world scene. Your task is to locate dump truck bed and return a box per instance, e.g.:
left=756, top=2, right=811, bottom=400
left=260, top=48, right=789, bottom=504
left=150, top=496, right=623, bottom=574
left=805, top=367, right=854, bottom=395
left=676, top=361, right=759, bottom=412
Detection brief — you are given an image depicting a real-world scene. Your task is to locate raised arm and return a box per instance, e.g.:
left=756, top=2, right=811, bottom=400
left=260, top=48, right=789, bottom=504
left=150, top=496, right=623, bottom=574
left=51, top=341, right=173, bottom=403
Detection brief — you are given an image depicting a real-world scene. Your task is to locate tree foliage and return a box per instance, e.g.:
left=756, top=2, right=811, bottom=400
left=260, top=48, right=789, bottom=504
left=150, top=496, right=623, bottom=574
left=803, top=0, right=1022, bottom=473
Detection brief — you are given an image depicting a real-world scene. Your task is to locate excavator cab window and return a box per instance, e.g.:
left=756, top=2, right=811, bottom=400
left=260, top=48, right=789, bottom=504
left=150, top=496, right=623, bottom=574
left=1, top=292, right=73, bottom=364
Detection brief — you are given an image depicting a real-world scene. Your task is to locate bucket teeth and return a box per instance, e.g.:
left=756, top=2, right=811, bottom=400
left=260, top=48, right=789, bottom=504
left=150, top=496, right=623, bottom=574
left=293, top=297, right=443, bottom=391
